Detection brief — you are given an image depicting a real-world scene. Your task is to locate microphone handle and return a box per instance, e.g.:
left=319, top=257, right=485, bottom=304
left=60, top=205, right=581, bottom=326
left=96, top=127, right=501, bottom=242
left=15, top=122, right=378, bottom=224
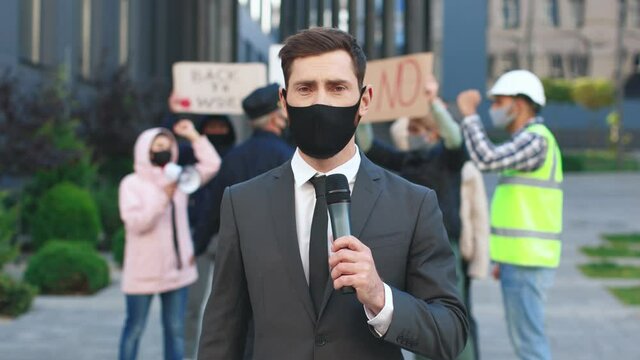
left=328, top=202, right=355, bottom=294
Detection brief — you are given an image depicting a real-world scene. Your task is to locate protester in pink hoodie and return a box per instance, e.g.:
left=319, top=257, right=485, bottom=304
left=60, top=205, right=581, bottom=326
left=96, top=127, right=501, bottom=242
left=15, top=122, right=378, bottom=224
left=118, top=119, right=220, bottom=360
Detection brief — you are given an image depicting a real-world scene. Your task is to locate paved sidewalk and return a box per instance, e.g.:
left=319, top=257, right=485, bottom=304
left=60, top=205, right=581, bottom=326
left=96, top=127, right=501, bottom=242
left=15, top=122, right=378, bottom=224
left=472, top=173, right=640, bottom=360
left=1, top=173, right=639, bottom=359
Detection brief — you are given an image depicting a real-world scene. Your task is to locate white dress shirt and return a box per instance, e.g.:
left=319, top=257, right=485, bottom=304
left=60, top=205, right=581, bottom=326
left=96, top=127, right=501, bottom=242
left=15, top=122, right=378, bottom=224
left=290, top=146, right=394, bottom=336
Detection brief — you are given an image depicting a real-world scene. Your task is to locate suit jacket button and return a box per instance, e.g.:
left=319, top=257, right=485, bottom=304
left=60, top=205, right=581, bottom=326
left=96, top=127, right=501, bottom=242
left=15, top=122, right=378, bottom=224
left=315, top=335, right=327, bottom=346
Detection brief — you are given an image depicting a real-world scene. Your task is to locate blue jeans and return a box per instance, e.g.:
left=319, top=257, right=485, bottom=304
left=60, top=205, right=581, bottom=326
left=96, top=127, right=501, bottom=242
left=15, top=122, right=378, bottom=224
left=119, top=287, right=188, bottom=360
left=500, top=264, right=555, bottom=360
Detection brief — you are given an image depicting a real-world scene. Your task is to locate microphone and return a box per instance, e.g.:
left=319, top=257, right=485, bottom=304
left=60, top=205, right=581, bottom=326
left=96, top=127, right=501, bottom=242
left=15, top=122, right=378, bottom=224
left=326, top=174, right=355, bottom=294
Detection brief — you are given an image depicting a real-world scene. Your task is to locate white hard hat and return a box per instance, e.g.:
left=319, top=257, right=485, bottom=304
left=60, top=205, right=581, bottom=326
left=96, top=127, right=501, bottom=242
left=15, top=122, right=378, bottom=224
left=488, top=70, right=546, bottom=107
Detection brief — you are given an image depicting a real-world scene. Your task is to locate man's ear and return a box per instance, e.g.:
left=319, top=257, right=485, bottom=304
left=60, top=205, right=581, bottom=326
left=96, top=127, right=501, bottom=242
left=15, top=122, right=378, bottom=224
left=358, top=85, right=373, bottom=118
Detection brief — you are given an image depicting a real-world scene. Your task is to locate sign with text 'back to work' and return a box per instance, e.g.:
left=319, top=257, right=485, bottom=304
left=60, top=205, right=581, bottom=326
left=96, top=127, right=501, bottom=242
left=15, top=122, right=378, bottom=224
left=172, top=62, right=267, bottom=115
left=362, top=52, right=433, bottom=123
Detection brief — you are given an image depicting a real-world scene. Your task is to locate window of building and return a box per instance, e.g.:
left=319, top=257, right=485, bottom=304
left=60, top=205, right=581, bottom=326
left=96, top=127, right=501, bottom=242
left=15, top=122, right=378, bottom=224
left=568, top=53, right=589, bottom=77
left=502, top=0, right=520, bottom=29
left=503, top=51, right=520, bottom=71
left=19, top=0, right=42, bottom=64
left=620, top=0, right=640, bottom=28
left=549, top=54, right=564, bottom=77
left=80, top=0, right=93, bottom=79
left=308, top=0, right=318, bottom=27
left=395, top=0, right=406, bottom=54
left=487, top=54, right=496, bottom=80
left=249, top=0, right=261, bottom=22
left=569, top=0, right=585, bottom=28
left=373, top=0, right=384, bottom=58
left=547, top=0, right=560, bottom=27
left=118, top=0, right=129, bottom=66
left=323, top=0, right=333, bottom=27
left=261, top=0, right=272, bottom=34
left=271, top=0, right=282, bottom=35
left=338, top=0, right=349, bottom=32
left=242, top=0, right=277, bottom=35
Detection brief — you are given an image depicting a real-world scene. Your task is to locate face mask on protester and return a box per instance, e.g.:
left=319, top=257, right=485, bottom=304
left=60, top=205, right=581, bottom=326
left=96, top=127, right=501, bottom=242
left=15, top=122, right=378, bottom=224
left=489, top=101, right=516, bottom=129
left=150, top=150, right=172, bottom=167
left=283, top=88, right=365, bottom=159
left=206, top=134, right=235, bottom=157
left=408, top=134, right=436, bottom=151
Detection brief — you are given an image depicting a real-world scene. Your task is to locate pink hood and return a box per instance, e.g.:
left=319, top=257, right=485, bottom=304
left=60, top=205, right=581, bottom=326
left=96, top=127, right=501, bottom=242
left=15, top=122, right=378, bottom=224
left=132, top=127, right=179, bottom=185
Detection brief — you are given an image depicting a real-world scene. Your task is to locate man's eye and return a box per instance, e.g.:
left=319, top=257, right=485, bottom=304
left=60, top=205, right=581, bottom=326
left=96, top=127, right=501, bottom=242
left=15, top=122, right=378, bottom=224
left=334, top=86, right=347, bottom=92
left=297, top=87, right=311, bottom=94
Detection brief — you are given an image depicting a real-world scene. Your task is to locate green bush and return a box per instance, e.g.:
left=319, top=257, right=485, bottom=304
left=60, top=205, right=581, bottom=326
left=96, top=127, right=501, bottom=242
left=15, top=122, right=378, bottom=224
left=93, top=181, right=122, bottom=249
left=571, top=77, right=615, bottom=110
left=542, top=78, right=574, bottom=103
left=24, top=241, right=110, bottom=295
left=112, top=227, right=125, bottom=267
left=98, top=156, right=133, bottom=184
left=30, top=182, right=102, bottom=249
left=562, top=150, right=640, bottom=172
left=20, top=157, right=98, bottom=238
left=0, top=274, right=37, bottom=317
left=0, top=192, right=18, bottom=268
left=561, top=153, right=584, bottom=172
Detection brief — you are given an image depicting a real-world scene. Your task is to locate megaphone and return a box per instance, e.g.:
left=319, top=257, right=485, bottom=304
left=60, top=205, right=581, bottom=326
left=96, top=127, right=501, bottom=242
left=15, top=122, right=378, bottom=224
left=163, top=163, right=202, bottom=194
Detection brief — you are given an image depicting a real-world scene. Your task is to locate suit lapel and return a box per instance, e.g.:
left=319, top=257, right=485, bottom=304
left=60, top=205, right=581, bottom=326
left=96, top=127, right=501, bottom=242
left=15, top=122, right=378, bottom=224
left=350, top=156, right=383, bottom=239
left=268, top=162, right=316, bottom=323
left=317, top=155, right=383, bottom=319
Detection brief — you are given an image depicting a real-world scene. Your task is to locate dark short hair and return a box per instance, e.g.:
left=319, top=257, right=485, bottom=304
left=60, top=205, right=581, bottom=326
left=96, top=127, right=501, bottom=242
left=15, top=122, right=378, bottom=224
left=279, top=27, right=367, bottom=88
left=515, top=94, right=542, bottom=114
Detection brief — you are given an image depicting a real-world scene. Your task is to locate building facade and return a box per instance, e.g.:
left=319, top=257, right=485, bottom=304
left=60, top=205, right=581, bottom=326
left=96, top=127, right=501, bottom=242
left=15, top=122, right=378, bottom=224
left=485, top=0, right=640, bottom=148
left=0, top=0, right=435, bottom=90
left=487, top=0, right=640, bottom=83
left=0, top=0, right=438, bottom=143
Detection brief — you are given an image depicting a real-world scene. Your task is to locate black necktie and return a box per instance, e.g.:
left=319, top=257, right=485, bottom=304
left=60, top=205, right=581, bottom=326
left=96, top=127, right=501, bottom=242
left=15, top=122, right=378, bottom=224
left=309, top=175, right=328, bottom=316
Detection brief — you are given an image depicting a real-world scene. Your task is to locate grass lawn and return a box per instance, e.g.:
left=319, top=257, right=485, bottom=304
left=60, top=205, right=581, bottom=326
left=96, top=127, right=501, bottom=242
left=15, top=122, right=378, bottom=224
left=579, top=262, right=640, bottom=279
left=562, top=150, right=640, bottom=172
left=602, top=233, right=640, bottom=244
left=609, top=286, right=640, bottom=306
left=581, top=245, right=640, bottom=258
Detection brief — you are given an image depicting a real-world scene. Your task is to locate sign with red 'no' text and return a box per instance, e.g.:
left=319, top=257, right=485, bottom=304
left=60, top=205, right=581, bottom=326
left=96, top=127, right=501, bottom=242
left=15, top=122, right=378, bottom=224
left=362, top=53, right=433, bottom=123
left=172, top=62, right=267, bottom=115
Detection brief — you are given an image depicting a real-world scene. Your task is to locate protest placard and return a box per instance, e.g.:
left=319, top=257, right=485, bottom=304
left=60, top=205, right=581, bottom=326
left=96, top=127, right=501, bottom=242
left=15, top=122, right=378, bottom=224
left=362, top=53, right=433, bottom=123
left=172, top=62, right=267, bottom=114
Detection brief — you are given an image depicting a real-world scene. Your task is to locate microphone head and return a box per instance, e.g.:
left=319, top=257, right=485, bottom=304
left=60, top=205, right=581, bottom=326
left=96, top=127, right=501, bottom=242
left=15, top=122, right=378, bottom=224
left=326, top=174, right=351, bottom=205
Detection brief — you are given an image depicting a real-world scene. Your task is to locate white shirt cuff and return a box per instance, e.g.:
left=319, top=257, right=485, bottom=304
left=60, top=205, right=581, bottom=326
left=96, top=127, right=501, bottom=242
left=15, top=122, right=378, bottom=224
left=364, top=283, right=394, bottom=336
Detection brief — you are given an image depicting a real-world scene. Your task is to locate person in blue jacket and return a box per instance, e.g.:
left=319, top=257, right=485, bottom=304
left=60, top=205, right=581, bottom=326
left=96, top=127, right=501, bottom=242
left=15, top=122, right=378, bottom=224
left=193, top=83, right=294, bottom=256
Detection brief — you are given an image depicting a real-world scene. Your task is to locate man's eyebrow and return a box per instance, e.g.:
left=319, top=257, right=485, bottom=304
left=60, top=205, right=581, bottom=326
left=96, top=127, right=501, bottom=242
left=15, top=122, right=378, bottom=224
left=290, top=80, right=317, bottom=87
left=325, top=79, right=351, bottom=86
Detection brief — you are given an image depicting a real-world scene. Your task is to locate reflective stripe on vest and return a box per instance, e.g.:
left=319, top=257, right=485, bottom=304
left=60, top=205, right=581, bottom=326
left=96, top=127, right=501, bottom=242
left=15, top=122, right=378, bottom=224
left=490, top=123, right=563, bottom=268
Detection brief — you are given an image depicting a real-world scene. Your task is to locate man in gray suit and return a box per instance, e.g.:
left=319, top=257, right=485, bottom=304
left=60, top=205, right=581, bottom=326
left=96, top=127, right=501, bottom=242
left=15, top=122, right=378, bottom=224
left=198, top=27, right=468, bottom=360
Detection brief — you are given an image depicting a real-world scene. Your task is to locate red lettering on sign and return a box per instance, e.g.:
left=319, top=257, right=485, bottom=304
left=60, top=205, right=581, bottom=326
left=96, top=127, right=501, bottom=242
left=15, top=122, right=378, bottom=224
left=377, top=70, right=396, bottom=111
left=375, top=59, right=423, bottom=111
left=397, top=59, right=422, bottom=107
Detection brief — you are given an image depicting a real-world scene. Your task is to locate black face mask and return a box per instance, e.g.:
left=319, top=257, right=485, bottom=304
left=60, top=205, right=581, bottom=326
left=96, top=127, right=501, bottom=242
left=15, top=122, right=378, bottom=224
left=150, top=150, right=172, bottom=167
left=283, top=88, right=365, bottom=159
left=206, top=134, right=235, bottom=157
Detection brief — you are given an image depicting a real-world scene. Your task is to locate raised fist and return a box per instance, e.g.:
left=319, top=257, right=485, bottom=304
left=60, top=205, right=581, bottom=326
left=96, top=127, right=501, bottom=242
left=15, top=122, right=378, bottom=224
left=173, top=119, right=200, bottom=142
left=456, top=90, right=482, bottom=117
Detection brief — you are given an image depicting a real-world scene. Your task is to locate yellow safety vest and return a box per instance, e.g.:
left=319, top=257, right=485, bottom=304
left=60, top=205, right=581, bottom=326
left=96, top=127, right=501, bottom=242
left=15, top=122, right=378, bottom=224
left=490, top=123, right=563, bottom=268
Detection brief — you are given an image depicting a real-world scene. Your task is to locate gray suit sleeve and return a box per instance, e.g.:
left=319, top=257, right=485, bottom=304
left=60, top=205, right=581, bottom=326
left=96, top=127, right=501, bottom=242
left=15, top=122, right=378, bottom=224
left=197, top=188, right=250, bottom=360
left=383, top=190, right=469, bottom=359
